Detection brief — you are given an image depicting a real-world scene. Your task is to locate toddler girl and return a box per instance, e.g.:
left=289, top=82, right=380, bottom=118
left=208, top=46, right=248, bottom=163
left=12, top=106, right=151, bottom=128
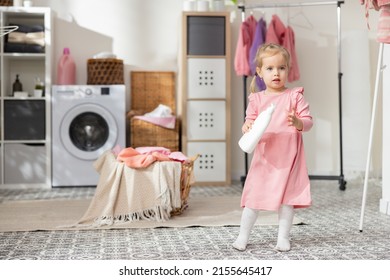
left=233, top=43, right=313, bottom=252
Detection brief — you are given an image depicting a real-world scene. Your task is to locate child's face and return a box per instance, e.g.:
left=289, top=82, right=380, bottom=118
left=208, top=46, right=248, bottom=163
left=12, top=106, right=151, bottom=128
left=257, top=53, right=288, bottom=92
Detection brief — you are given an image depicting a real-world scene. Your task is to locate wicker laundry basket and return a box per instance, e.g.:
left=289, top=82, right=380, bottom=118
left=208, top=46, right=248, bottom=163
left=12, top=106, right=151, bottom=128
left=129, top=71, right=180, bottom=151
left=87, top=58, right=124, bottom=85
left=130, top=118, right=180, bottom=151
left=171, top=154, right=198, bottom=216
left=0, top=0, right=13, bottom=6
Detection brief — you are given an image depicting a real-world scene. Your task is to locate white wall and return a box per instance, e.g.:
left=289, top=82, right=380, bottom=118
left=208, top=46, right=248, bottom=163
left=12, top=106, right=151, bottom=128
left=33, top=0, right=382, bottom=182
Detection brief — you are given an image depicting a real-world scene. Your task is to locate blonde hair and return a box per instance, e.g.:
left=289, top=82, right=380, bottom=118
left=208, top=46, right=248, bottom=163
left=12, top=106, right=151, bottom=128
left=249, top=43, right=291, bottom=93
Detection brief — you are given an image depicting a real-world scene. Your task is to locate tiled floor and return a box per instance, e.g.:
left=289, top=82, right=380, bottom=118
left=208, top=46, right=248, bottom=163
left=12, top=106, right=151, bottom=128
left=0, top=179, right=389, bottom=260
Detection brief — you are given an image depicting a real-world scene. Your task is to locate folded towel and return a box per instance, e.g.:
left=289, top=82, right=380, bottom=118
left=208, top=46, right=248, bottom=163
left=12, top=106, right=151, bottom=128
left=145, top=104, right=172, bottom=117
left=8, top=31, right=45, bottom=47
left=133, top=104, right=176, bottom=129
left=4, top=42, right=44, bottom=53
left=8, top=23, right=44, bottom=33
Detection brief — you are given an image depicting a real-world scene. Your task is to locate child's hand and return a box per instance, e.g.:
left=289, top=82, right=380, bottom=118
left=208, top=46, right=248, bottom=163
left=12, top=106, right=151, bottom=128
left=287, top=109, right=303, bottom=131
left=242, top=120, right=254, bottom=134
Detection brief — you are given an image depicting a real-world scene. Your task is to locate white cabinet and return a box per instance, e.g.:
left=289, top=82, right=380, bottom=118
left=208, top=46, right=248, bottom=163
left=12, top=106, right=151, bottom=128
left=187, top=58, right=226, bottom=99
left=186, top=100, right=226, bottom=140
left=0, top=7, right=52, bottom=187
left=181, top=12, right=231, bottom=185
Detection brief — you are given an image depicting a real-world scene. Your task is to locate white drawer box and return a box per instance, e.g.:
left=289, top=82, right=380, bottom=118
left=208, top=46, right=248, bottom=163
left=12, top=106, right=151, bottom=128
left=187, top=141, right=226, bottom=182
left=187, top=58, right=226, bottom=99
left=187, top=100, right=226, bottom=140
left=4, top=143, right=46, bottom=184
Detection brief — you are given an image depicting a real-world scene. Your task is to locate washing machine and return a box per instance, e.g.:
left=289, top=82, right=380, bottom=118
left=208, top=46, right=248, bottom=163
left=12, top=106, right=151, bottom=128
left=52, top=85, right=126, bottom=187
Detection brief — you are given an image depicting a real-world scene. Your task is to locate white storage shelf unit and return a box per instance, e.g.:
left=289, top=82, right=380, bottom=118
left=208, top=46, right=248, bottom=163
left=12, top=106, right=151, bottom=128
left=0, top=7, right=52, bottom=188
left=181, top=12, right=231, bottom=185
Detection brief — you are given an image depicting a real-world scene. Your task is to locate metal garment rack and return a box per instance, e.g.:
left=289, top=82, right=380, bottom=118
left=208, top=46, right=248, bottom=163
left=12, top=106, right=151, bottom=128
left=359, top=42, right=385, bottom=232
left=238, top=1, right=347, bottom=190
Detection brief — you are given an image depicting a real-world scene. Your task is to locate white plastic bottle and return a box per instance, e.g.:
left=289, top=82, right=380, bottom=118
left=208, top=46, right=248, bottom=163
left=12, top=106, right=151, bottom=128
left=57, top=47, right=76, bottom=85
left=238, top=103, right=276, bottom=154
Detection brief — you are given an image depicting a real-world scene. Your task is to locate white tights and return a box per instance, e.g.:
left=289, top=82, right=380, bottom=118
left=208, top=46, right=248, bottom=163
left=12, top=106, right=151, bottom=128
left=232, top=205, right=294, bottom=252
left=232, top=207, right=259, bottom=251
left=275, top=204, right=294, bottom=251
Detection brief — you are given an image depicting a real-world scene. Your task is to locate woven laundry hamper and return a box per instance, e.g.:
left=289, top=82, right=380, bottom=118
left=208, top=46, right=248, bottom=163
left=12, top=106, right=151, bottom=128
left=87, top=58, right=124, bottom=85
left=129, top=71, right=180, bottom=151
left=0, top=0, right=13, bottom=6
left=171, top=154, right=198, bottom=216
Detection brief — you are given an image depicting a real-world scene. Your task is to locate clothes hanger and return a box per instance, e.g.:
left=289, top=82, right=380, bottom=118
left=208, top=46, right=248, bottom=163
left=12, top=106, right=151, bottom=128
left=249, top=8, right=265, bottom=20
left=288, top=8, right=313, bottom=30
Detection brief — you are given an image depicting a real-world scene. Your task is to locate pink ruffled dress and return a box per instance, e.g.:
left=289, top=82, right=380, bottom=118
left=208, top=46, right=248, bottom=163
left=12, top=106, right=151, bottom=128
left=241, top=87, right=313, bottom=211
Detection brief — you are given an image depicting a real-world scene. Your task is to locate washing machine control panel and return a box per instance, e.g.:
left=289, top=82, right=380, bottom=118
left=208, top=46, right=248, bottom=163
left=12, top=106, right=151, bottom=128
left=73, top=86, right=111, bottom=97
left=84, top=88, right=93, bottom=96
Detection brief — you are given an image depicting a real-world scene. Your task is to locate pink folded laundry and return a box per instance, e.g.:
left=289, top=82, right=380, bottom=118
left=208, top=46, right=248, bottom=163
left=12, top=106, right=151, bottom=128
left=117, top=146, right=189, bottom=168
left=117, top=147, right=156, bottom=168
left=169, top=151, right=189, bottom=163
left=135, top=146, right=189, bottom=163
left=133, top=115, right=176, bottom=129
left=135, top=146, right=171, bottom=155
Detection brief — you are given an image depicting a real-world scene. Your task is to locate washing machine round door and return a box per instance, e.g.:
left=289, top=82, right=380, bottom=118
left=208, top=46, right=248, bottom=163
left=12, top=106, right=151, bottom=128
left=60, top=103, right=118, bottom=160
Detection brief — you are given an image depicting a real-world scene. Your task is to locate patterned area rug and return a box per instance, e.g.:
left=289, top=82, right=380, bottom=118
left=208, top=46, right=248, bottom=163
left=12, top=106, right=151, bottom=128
left=0, top=195, right=303, bottom=232
left=0, top=180, right=389, bottom=260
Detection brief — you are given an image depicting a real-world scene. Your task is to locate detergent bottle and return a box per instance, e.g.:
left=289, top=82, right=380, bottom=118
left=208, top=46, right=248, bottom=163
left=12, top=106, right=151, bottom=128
left=238, top=103, right=276, bottom=154
left=12, top=74, right=23, bottom=94
left=57, top=47, right=76, bottom=85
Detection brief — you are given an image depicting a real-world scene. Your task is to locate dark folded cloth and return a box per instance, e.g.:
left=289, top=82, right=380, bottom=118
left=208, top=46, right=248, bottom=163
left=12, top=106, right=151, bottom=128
left=8, top=23, right=44, bottom=33
left=4, top=42, right=44, bottom=53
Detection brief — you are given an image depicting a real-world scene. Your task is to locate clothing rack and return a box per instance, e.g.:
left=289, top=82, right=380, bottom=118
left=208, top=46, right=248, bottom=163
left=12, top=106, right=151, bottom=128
left=238, top=1, right=347, bottom=190
left=359, top=42, right=385, bottom=232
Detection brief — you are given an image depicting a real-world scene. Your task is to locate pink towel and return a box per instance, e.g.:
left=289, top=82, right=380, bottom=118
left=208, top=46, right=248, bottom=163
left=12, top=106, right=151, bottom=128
left=117, top=147, right=156, bottom=168
left=117, top=147, right=189, bottom=169
left=135, top=146, right=189, bottom=163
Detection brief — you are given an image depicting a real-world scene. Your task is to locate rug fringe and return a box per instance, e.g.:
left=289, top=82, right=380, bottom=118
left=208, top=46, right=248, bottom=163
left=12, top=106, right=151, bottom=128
left=75, top=205, right=173, bottom=228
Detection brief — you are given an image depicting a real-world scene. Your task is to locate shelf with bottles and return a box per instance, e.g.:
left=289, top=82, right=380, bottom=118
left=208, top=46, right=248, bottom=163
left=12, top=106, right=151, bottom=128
left=1, top=60, right=45, bottom=98
left=0, top=7, right=51, bottom=187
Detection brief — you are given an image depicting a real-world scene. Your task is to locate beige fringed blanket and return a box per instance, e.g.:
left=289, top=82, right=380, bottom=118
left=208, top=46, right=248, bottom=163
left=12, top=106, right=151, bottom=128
left=74, top=151, right=182, bottom=228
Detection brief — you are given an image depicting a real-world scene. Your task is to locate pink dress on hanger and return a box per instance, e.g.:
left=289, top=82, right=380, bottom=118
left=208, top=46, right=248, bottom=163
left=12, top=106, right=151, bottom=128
left=284, top=26, right=300, bottom=82
left=241, top=87, right=313, bottom=211
left=266, top=15, right=300, bottom=83
left=265, top=14, right=285, bottom=45
left=234, top=15, right=257, bottom=76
